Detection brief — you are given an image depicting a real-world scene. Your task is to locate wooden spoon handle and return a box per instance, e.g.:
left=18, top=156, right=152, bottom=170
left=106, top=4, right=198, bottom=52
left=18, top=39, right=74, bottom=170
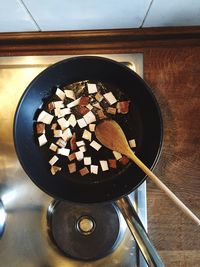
left=127, top=150, right=200, bottom=226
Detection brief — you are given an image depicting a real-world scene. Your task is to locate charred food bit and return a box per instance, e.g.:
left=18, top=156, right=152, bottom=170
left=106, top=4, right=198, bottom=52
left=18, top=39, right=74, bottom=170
left=79, top=167, right=89, bottom=176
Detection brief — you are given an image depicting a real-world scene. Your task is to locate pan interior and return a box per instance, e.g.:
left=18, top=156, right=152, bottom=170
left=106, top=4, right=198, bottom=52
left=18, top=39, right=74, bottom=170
left=14, top=56, right=162, bottom=203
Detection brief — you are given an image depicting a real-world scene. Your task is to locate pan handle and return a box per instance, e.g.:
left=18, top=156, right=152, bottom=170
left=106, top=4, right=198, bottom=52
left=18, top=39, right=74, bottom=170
left=115, top=196, right=164, bottom=267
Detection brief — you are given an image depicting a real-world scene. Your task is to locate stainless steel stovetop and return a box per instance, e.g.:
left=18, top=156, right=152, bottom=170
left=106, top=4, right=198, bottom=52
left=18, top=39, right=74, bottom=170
left=0, top=54, right=147, bottom=267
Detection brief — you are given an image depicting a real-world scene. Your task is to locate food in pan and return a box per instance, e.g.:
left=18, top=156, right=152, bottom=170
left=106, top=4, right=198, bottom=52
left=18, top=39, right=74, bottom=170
left=34, top=81, right=136, bottom=176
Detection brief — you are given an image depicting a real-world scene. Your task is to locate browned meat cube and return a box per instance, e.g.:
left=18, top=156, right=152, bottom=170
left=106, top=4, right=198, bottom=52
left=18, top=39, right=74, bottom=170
left=97, top=110, right=106, bottom=120
left=68, top=153, right=76, bottom=162
left=36, top=122, right=45, bottom=134
left=117, top=101, right=130, bottom=114
left=70, top=133, right=77, bottom=151
left=107, top=107, right=117, bottom=115
left=77, top=106, right=90, bottom=116
left=79, top=167, right=89, bottom=176
left=108, top=159, right=117, bottom=169
left=119, top=156, right=130, bottom=165
left=79, top=96, right=89, bottom=106
left=68, top=163, right=76, bottom=173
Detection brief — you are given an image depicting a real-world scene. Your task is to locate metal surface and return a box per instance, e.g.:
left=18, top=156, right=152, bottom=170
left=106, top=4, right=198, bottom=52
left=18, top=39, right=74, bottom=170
left=116, top=197, right=164, bottom=267
left=0, top=54, right=147, bottom=267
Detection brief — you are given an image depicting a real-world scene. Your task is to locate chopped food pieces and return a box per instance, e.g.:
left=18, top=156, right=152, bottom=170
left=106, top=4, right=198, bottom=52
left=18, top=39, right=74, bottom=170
left=113, top=151, right=122, bottom=160
left=36, top=122, right=45, bottom=134
left=119, top=156, right=130, bottom=165
left=49, top=143, right=58, bottom=152
left=87, top=83, right=98, bottom=94
left=38, top=134, right=47, bottom=146
left=67, top=114, right=77, bottom=127
left=107, top=107, right=117, bottom=115
left=77, top=118, right=87, bottom=128
left=68, top=153, right=76, bottom=161
left=70, top=133, right=77, bottom=151
left=62, top=128, right=72, bottom=141
left=35, top=81, right=136, bottom=177
left=103, top=92, right=117, bottom=105
left=37, top=110, right=54, bottom=124
left=64, top=90, right=75, bottom=100
left=67, top=98, right=80, bottom=108
left=90, top=140, right=102, bottom=151
left=95, top=92, right=103, bottom=102
left=68, top=163, right=76, bottom=173
left=90, top=165, right=98, bottom=174
left=79, top=167, right=89, bottom=176
left=83, top=111, right=96, bottom=124
left=100, top=160, right=109, bottom=171
left=56, top=88, right=65, bottom=100
left=117, top=101, right=130, bottom=114
left=89, top=124, right=96, bottom=132
left=49, top=155, right=59, bottom=166
left=75, top=151, right=84, bottom=161
left=54, top=129, right=63, bottom=138
left=57, top=118, right=69, bottom=130
left=51, top=165, right=61, bottom=175
left=84, top=157, right=91, bottom=165
left=79, top=96, right=89, bottom=106
left=82, top=129, right=92, bottom=141
left=57, top=148, right=70, bottom=156
left=129, top=139, right=136, bottom=148
left=56, top=138, right=67, bottom=148
left=108, top=159, right=117, bottom=169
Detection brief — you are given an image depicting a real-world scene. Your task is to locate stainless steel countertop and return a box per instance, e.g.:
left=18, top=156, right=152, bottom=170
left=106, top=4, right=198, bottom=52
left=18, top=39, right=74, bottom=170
left=0, top=54, right=147, bottom=267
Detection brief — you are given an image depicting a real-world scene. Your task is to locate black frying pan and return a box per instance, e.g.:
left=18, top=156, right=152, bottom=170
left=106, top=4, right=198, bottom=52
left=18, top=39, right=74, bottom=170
left=14, top=56, right=163, bottom=266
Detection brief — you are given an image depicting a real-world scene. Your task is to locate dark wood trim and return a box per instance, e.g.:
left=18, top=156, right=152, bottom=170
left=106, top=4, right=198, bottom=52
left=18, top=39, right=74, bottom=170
left=0, top=26, right=200, bottom=56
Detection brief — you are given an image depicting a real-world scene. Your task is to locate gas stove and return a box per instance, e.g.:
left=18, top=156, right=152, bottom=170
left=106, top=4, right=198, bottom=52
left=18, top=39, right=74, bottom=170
left=0, top=54, right=147, bottom=267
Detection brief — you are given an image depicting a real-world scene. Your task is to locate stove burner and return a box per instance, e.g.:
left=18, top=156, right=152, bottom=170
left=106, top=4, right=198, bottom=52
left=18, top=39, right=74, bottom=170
left=0, top=200, right=6, bottom=239
left=47, top=200, right=126, bottom=261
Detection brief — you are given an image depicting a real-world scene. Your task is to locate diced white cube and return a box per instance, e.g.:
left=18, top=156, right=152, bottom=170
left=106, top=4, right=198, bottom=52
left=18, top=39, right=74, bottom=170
left=60, top=108, right=71, bottom=117
left=90, top=140, right=102, bottom=151
left=38, top=134, right=47, bottom=146
left=77, top=118, right=87, bottom=128
left=86, top=104, right=93, bottom=110
left=64, top=90, right=75, bottom=100
left=83, top=111, right=96, bottom=124
left=67, top=97, right=80, bottom=108
left=87, top=83, right=98, bottom=94
left=90, top=165, right=98, bottom=174
left=54, top=129, right=63, bottom=138
left=54, top=107, right=61, bottom=117
left=75, top=151, right=84, bottom=161
left=56, top=88, right=65, bottom=100
left=51, top=165, right=61, bottom=175
left=51, top=123, right=57, bottom=130
left=37, top=110, right=54, bottom=124
left=82, top=129, right=92, bottom=141
left=89, top=124, right=96, bottom=132
left=129, top=139, right=136, bottom=148
left=103, top=92, right=117, bottom=105
left=62, top=128, right=72, bottom=141
left=68, top=114, right=77, bottom=127
left=84, top=157, right=91, bottom=165
left=56, top=138, right=67, bottom=148
left=79, top=146, right=86, bottom=152
left=49, top=155, right=59, bottom=166
left=57, top=148, right=70, bottom=156
left=76, top=140, right=85, bottom=147
left=113, top=151, right=122, bottom=160
left=49, top=143, right=58, bottom=152
left=54, top=101, right=64, bottom=108
left=57, top=118, right=70, bottom=130
left=100, top=160, right=109, bottom=171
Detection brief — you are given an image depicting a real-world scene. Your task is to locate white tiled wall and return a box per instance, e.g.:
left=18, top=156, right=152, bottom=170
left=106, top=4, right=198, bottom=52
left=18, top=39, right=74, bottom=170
left=0, top=0, right=200, bottom=32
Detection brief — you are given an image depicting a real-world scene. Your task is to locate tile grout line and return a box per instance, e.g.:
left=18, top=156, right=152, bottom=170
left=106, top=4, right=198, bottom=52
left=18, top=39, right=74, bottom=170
left=18, top=0, right=42, bottom=31
left=140, top=0, right=154, bottom=28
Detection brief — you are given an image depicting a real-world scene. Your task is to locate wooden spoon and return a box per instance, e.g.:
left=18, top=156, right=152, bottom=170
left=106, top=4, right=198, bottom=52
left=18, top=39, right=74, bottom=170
left=95, top=119, right=200, bottom=226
